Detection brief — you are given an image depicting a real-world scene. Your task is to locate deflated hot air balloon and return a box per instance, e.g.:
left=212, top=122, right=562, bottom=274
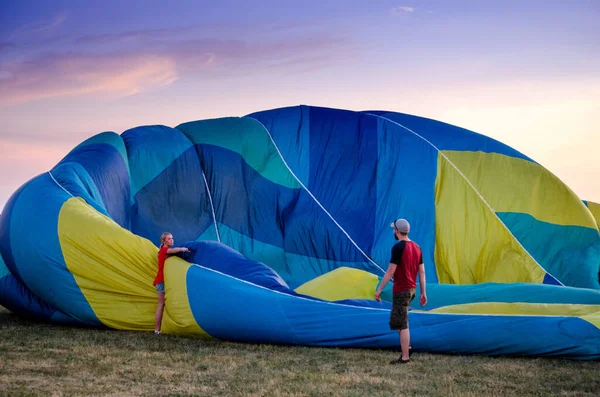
left=0, top=105, right=598, bottom=359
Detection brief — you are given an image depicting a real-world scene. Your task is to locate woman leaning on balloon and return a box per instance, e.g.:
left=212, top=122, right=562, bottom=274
left=153, top=232, right=190, bottom=334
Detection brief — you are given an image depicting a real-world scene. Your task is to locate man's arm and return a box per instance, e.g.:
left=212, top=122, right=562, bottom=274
left=419, top=262, right=427, bottom=306
left=375, top=263, right=396, bottom=301
left=375, top=242, right=404, bottom=301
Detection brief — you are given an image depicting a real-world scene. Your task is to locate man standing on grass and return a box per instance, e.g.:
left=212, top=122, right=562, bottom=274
left=375, top=218, right=427, bottom=364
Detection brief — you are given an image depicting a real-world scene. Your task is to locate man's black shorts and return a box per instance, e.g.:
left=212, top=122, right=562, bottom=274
left=389, top=288, right=416, bottom=330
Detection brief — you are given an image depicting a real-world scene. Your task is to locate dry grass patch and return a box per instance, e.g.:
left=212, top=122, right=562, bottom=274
left=0, top=306, right=598, bottom=396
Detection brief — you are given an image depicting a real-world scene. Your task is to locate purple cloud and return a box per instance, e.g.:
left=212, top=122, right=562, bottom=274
left=0, top=28, right=354, bottom=105
left=0, top=42, right=16, bottom=52
left=7, top=12, right=69, bottom=41
left=75, top=26, right=195, bottom=45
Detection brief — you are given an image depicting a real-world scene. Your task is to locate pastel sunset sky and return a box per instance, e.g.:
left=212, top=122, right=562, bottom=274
left=1, top=0, right=598, bottom=210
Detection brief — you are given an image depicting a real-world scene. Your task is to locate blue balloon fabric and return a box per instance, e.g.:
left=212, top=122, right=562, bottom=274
left=0, top=105, right=598, bottom=360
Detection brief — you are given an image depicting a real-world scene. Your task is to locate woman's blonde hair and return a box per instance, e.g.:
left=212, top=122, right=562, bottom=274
left=159, top=232, right=172, bottom=247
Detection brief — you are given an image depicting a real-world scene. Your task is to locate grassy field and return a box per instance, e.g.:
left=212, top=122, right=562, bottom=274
left=0, top=306, right=598, bottom=396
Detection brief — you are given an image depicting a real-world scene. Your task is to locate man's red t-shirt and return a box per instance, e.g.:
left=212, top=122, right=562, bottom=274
left=153, top=245, right=169, bottom=285
left=390, top=240, right=423, bottom=293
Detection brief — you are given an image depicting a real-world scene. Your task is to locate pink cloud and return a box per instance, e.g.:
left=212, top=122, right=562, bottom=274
left=0, top=52, right=178, bottom=105
left=0, top=32, right=353, bottom=105
left=1, top=139, right=69, bottom=163
left=0, top=139, right=73, bottom=209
